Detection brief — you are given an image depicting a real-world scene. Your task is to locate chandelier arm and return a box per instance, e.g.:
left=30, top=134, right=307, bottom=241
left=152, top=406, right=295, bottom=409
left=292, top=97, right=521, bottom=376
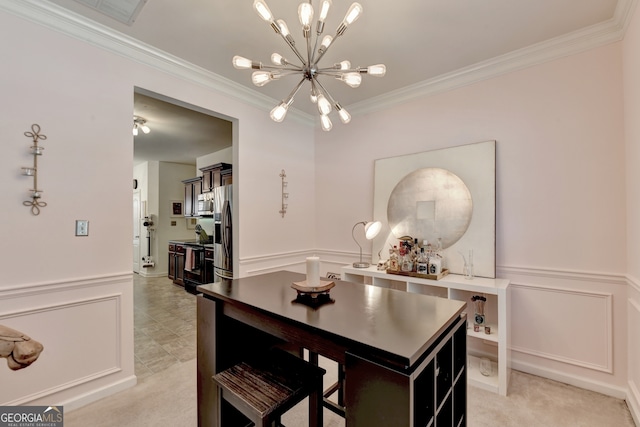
left=280, top=33, right=307, bottom=65
left=305, top=29, right=313, bottom=67
left=312, top=76, right=339, bottom=106
left=283, top=76, right=308, bottom=104
left=310, top=35, right=320, bottom=66
left=261, top=64, right=305, bottom=72
left=314, top=32, right=341, bottom=64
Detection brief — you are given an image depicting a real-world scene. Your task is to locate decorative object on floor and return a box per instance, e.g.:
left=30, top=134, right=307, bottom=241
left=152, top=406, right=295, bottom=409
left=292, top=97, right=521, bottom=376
left=21, top=124, right=48, bottom=215
left=351, top=220, right=381, bottom=268
left=479, top=357, right=492, bottom=376
left=279, top=169, right=288, bottom=217
left=132, top=115, right=150, bottom=135
left=0, top=325, right=44, bottom=370
left=373, top=141, right=496, bottom=278
left=233, top=0, right=386, bottom=131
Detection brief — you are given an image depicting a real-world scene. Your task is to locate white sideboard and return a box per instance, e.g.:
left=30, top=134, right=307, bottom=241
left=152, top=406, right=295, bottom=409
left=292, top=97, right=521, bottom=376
left=341, top=265, right=511, bottom=396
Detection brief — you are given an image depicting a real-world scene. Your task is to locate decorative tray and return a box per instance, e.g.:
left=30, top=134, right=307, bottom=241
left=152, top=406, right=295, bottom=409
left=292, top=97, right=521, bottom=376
left=291, top=279, right=335, bottom=296
left=386, top=268, right=449, bottom=280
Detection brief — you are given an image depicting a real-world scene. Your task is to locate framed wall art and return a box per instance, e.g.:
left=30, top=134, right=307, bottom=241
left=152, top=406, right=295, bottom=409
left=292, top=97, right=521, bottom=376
left=372, top=140, right=496, bottom=278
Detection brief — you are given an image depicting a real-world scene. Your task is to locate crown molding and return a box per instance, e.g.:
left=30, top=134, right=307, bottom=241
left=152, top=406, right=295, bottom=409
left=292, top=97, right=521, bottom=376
left=1, top=0, right=636, bottom=121
left=349, top=0, right=638, bottom=116
left=0, top=0, right=315, bottom=127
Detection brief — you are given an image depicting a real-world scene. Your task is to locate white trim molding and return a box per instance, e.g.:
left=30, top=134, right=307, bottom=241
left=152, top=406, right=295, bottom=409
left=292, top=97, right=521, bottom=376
left=628, top=298, right=640, bottom=425
left=0, top=0, right=636, bottom=122
left=510, top=283, right=613, bottom=373
left=0, top=0, right=314, bottom=127
left=0, top=274, right=134, bottom=409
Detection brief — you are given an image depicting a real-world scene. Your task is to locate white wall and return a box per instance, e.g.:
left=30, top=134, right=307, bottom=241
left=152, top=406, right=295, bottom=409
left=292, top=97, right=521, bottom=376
left=623, top=1, right=640, bottom=423
left=0, top=3, right=315, bottom=408
left=315, top=43, right=629, bottom=396
left=2, top=0, right=638, bottom=413
left=197, top=147, right=233, bottom=171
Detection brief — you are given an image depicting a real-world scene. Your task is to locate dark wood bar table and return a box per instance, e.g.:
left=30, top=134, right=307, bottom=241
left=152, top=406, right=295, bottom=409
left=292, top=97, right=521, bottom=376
left=197, top=270, right=467, bottom=427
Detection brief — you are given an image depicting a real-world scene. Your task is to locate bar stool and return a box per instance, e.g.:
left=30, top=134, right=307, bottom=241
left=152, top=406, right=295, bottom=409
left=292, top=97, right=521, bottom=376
left=213, top=348, right=326, bottom=427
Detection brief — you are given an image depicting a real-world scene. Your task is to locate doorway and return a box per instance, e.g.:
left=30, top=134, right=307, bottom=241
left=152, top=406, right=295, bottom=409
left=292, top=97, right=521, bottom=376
left=132, top=88, right=235, bottom=278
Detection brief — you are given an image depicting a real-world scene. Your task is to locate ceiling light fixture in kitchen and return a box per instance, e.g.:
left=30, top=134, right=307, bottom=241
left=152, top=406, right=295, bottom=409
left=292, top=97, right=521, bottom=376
left=132, top=116, right=150, bottom=136
left=233, top=0, right=386, bottom=131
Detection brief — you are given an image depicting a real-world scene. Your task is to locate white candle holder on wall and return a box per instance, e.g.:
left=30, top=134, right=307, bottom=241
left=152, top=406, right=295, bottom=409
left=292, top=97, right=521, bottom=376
left=21, top=124, right=48, bottom=215
left=279, top=169, right=288, bottom=218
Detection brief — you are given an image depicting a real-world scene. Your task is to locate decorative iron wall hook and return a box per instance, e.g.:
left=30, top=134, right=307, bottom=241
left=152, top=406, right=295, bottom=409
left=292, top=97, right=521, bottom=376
left=21, top=124, right=48, bottom=215
left=279, top=169, right=288, bottom=218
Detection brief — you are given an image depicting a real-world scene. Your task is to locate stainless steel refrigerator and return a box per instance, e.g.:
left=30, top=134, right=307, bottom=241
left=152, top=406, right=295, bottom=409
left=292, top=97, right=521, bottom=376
left=213, top=184, right=232, bottom=280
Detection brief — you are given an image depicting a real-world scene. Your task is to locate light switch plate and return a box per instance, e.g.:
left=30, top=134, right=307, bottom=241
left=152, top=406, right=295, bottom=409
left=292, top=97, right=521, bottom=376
left=75, top=220, right=89, bottom=236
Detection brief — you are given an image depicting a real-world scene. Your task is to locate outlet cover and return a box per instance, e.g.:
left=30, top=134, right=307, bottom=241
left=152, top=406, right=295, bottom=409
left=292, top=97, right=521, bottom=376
left=75, top=220, right=89, bottom=236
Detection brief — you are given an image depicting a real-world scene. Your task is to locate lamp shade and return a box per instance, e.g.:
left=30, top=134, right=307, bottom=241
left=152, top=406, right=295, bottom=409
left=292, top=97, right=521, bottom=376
left=364, top=221, right=381, bottom=240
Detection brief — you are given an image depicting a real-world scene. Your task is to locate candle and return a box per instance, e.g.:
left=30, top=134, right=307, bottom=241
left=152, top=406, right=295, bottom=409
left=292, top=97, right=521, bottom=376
left=306, top=256, right=320, bottom=287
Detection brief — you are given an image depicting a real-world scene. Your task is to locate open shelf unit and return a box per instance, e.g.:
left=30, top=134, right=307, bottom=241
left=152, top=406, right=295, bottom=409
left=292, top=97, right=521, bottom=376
left=341, top=265, right=511, bottom=396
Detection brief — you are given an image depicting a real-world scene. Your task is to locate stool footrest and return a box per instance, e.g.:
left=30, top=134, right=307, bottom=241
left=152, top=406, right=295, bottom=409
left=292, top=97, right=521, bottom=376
left=213, top=349, right=325, bottom=426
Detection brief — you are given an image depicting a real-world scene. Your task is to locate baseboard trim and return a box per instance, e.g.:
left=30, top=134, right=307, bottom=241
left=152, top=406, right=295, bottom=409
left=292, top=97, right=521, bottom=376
left=627, top=380, right=640, bottom=426
left=511, top=358, right=627, bottom=400
left=60, top=375, right=137, bottom=412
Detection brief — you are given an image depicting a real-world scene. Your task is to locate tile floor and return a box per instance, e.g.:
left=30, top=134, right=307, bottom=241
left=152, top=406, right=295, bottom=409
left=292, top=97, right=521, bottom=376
left=133, top=274, right=197, bottom=382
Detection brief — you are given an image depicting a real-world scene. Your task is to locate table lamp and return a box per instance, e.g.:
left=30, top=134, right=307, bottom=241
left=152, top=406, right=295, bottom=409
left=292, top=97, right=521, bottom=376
left=352, top=220, right=381, bottom=268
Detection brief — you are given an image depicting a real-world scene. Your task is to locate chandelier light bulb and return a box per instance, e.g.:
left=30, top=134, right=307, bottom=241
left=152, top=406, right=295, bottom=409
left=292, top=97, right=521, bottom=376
left=337, top=106, right=351, bottom=124
left=319, top=0, right=332, bottom=22
left=270, top=102, right=289, bottom=122
left=271, top=53, right=286, bottom=65
left=339, top=72, right=362, bottom=88
left=253, top=0, right=274, bottom=22
left=141, top=124, right=150, bottom=134
left=337, top=60, right=351, bottom=70
left=320, top=35, right=333, bottom=51
left=298, top=2, right=313, bottom=27
left=251, top=70, right=273, bottom=86
left=132, top=126, right=138, bottom=136
left=310, top=89, right=318, bottom=103
left=320, top=114, right=333, bottom=131
left=317, top=94, right=332, bottom=115
left=367, top=64, right=386, bottom=77
left=276, top=19, right=290, bottom=37
left=232, top=56, right=253, bottom=69
left=343, top=2, right=363, bottom=26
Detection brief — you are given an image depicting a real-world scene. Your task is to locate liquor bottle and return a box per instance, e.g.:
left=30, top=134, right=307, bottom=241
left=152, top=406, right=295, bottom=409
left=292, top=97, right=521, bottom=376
left=416, top=247, right=428, bottom=274
left=388, top=246, right=399, bottom=271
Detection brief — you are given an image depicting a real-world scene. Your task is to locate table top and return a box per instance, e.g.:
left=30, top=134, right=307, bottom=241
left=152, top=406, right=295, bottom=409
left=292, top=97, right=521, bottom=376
left=198, top=270, right=466, bottom=368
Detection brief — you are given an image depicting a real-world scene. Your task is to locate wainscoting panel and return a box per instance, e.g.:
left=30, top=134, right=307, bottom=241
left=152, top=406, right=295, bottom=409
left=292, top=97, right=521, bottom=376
left=0, top=274, right=134, bottom=407
left=511, top=283, right=612, bottom=373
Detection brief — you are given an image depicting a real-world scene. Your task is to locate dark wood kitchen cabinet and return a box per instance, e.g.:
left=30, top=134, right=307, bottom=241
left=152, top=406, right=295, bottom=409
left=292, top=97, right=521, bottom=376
left=200, top=163, right=232, bottom=192
left=182, top=177, right=202, bottom=217
left=168, top=243, right=185, bottom=287
left=204, top=247, right=214, bottom=284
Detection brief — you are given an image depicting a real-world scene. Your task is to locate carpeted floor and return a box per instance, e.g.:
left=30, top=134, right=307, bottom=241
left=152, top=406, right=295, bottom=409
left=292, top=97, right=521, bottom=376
left=65, top=356, right=635, bottom=427
left=64, top=275, right=635, bottom=426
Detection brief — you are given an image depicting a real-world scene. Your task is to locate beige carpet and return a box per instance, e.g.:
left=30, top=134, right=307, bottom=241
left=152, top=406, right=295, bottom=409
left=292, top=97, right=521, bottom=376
left=65, top=359, right=635, bottom=427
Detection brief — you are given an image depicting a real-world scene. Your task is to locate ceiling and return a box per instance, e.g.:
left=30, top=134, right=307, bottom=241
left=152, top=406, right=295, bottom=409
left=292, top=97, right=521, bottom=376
left=44, top=0, right=627, bottom=163
left=132, top=92, right=232, bottom=165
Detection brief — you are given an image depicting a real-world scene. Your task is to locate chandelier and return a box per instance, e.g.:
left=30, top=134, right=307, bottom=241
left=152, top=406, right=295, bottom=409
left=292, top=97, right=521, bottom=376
left=233, top=0, right=386, bottom=131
